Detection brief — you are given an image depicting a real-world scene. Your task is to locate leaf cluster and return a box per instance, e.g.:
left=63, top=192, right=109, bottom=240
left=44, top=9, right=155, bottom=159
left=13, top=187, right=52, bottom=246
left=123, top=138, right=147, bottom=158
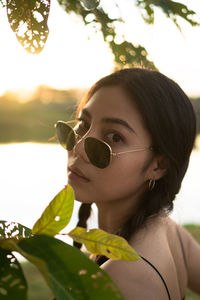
left=57, top=0, right=156, bottom=69
left=0, top=185, right=140, bottom=299
left=1, top=0, right=199, bottom=68
left=136, top=0, right=200, bottom=28
left=6, top=0, right=51, bottom=54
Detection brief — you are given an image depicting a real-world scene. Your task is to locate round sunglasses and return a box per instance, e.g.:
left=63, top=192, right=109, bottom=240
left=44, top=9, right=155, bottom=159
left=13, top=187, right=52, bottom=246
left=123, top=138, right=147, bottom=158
left=55, top=120, right=153, bottom=168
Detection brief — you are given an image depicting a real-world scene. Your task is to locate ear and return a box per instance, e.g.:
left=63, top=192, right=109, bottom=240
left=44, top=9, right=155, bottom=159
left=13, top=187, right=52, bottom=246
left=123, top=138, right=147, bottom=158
left=147, top=155, right=168, bottom=181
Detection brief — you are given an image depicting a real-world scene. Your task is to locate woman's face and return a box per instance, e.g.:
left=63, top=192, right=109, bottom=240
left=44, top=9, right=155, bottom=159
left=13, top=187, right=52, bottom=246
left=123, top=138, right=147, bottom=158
left=67, top=86, right=155, bottom=206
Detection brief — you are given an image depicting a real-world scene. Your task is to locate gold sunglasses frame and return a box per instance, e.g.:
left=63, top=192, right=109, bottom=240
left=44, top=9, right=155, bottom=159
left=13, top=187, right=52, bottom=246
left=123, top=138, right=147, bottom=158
left=55, top=120, right=153, bottom=168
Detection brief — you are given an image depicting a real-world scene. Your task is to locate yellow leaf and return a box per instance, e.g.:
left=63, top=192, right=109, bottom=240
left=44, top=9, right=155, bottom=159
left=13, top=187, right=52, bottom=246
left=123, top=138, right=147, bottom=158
left=68, top=227, right=140, bottom=261
left=32, top=185, right=74, bottom=236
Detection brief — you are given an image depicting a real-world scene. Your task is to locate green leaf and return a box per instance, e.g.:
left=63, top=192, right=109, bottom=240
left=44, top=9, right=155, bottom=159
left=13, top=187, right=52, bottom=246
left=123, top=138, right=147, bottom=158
left=32, top=185, right=75, bottom=236
left=0, top=221, right=32, bottom=252
left=0, top=246, right=28, bottom=299
left=147, top=0, right=200, bottom=27
left=58, top=0, right=157, bottom=69
left=168, top=1, right=200, bottom=27
left=6, top=0, right=50, bottom=54
left=110, top=40, right=156, bottom=70
left=68, top=227, right=141, bottom=261
left=17, top=234, right=125, bottom=300
left=0, top=221, right=32, bottom=240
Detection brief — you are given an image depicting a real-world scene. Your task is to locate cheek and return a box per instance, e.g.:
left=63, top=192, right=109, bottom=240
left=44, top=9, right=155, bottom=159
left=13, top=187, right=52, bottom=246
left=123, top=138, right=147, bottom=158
left=68, top=155, right=148, bottom=204
left=92, top=157, right=147, bottom=201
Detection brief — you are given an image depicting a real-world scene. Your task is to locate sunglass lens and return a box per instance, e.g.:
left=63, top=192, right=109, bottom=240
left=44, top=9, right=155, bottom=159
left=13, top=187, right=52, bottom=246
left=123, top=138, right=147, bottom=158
left=56, top=122, right=75, bottom=151
left=85, top=137, right=111, bottom=168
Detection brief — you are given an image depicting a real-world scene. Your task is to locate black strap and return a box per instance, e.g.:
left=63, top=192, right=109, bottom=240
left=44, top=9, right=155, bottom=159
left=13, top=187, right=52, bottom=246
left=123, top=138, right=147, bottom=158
left=96, top=254, right=185, bottom=300
left=140, top=255, right=171, bottom=300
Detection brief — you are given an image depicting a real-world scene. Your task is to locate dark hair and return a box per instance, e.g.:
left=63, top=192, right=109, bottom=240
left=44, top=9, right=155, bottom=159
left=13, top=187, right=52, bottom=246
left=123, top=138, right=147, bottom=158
left=73, top=68, right=196, bottom=250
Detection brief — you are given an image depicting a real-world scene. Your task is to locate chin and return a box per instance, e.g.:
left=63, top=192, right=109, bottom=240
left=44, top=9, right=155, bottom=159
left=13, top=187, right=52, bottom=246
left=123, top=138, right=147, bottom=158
left=70, top=187, right=93, bottom=204
left=75, top=198, right=93, bottom=204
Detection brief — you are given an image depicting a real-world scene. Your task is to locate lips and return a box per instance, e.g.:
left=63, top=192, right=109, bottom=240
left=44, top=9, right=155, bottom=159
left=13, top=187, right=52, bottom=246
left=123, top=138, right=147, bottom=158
left=68, top=166, right=90, bottom=182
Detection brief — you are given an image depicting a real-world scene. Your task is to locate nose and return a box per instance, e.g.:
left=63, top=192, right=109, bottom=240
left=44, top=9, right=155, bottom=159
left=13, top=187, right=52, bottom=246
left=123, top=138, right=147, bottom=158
left=72, top=134, right=90, bottom=164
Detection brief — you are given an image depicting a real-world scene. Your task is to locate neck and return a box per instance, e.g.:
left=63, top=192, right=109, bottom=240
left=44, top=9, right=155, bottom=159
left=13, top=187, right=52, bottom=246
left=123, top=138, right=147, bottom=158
left=96, top=196, right=139, bottom=235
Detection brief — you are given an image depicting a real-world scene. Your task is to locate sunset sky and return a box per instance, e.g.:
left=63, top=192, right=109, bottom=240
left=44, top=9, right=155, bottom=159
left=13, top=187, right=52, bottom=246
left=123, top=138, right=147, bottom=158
left=0, top=0, right=200, bottom=98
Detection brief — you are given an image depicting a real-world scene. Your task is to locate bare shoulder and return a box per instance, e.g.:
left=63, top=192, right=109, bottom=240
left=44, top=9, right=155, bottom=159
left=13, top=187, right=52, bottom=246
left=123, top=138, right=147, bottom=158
left=102, top=216, right=200, bottom=298
left=101, top=215, right=182, bottom=300
left=101, top=255, right=169, bottom=300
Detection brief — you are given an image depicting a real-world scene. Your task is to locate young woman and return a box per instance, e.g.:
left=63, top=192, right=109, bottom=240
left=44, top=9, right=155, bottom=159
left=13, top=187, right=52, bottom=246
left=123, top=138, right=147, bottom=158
left=56, top=68, right=200, bottom=300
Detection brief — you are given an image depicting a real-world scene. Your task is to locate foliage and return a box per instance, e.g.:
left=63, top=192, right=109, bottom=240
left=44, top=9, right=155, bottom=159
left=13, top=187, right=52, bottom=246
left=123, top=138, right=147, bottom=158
left=6, top=0, right=50, bottom=54
left=0, top=87, right=78, bottom=143
left=0, top=247, right=28, bottom=299
left=21, top=225, right=200, bottom=300
left=32, top=185, right=74, bottom=235
left=0, top=221, right=32, bottom=239
left=69, top=227, right=140, bottom=260
left=0, top=222, right=31, bottom=299
left=184, top=225, right=200, bottom=300
left=18, top=235, right=125, bottom=300
left=136, top=0, right=199, bottom=28
left=191, top=97, right=200, bottom=136
left=0, top=89, right=199, bottom=144
left=184, top=224, right=200, bottom=245
left=55, top=0, right=200, bottom=69
left=1, top=0, right=200, bottom=68
left=0, top=189, right=200, bottom=299
left=0, top=185, right=140, bottom=299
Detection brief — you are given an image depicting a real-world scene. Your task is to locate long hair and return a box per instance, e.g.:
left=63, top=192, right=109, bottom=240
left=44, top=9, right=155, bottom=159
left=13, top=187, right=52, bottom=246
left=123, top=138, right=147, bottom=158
left=73, top=68, right=196, bottom=251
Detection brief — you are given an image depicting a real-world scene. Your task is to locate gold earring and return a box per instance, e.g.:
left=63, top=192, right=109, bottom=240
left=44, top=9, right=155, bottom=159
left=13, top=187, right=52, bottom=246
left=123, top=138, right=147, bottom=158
left=149, top=179, right=155, bottom=191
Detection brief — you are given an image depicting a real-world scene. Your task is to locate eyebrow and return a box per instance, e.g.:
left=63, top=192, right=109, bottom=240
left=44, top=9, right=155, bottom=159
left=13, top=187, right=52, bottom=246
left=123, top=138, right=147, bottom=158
left=81, top=108, right=135, bottom=133
left=102, top=118, right=135, bottom=133
left=81, top=108, right=91, bottom=119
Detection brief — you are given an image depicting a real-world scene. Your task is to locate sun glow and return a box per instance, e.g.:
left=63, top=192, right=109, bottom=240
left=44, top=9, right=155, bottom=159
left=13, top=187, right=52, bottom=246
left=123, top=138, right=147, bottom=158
left=0, top=1, right=114, bottom=96
left=0, top=1, right=200, bottom=97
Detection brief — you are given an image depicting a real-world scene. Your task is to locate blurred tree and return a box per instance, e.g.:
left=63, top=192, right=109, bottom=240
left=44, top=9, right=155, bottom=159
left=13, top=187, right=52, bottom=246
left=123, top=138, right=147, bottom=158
left=1, top=0, right=200, bottom=69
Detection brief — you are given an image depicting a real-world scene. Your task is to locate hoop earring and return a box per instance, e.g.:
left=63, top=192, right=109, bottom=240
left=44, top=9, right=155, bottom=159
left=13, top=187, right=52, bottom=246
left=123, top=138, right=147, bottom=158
left=149, top=179, right=155, bottom=191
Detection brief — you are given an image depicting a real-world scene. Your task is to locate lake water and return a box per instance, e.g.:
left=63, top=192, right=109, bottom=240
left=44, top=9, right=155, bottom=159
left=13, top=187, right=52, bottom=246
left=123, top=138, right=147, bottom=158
left=0, top=143, right=200, bottom=238
left=0, top=143, right=97, bottom=245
